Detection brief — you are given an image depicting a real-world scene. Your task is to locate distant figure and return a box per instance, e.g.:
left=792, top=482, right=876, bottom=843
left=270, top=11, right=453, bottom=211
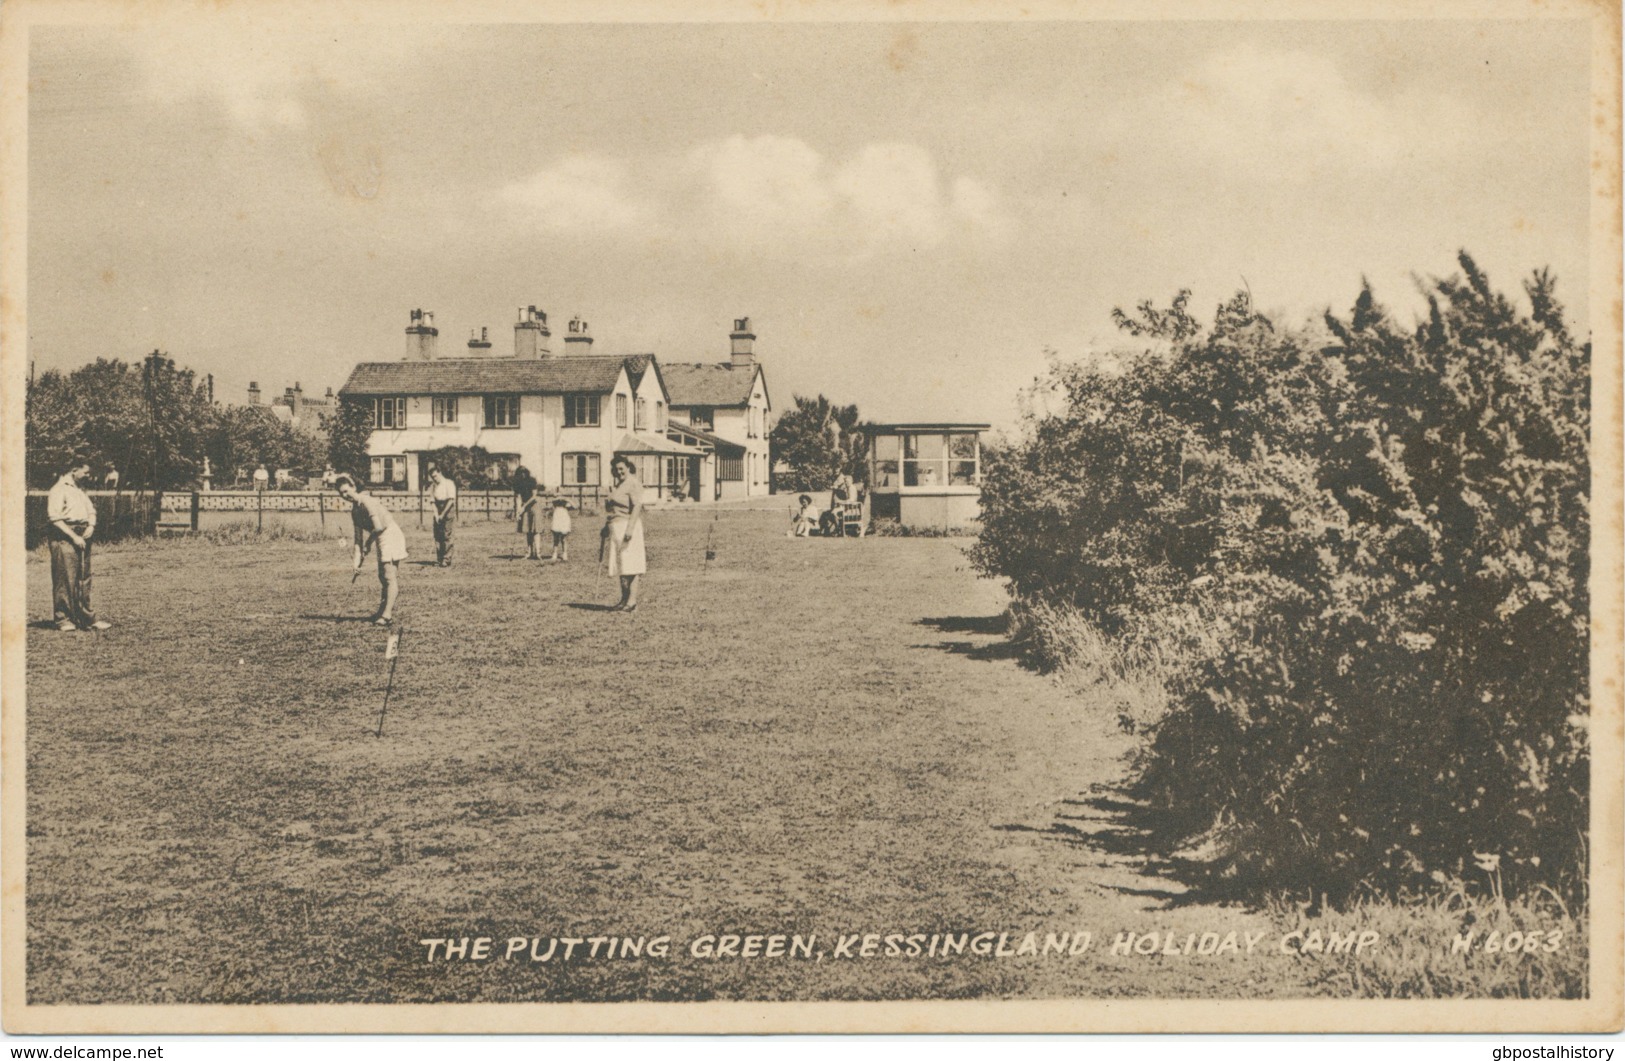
left=335, top=474, right=406, bottom=626
left=512, top=465, right=541, bottom=560
left=320, top=465, right=336, bottom=489
left=602, top=455, right=645, bottom=612
left=548, top=498, right=573, bottom=562
left=253, top=465, right=269, bottom=492
left=792, top=495, right=819, bottom=537
left=47, top=457, right=111, bottom=632
left=428, top=466, right=457, bottom=567
left=103, top=465, right=119, bottom=491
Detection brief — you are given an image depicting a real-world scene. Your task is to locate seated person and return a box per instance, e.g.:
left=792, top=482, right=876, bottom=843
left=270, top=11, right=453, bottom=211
left=792, top=495, right=820, bottom=537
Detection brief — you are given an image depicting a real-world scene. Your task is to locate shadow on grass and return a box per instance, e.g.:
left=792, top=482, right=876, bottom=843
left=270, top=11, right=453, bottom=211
left=298, top=613, right=379, bottom=624
left=998, top=791, right=1274, bottom=909
left=917, top=614, right=1008, bottom=635
left=912, top=613, right=1020, bottom=661
left=564, top=602, right=621, bottom=612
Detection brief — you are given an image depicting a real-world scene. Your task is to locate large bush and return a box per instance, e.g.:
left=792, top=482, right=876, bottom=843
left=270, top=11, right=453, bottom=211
left=973, top=255, right=1589, bottom=900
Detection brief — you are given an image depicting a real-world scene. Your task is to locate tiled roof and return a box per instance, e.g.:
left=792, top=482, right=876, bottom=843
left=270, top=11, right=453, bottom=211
left=661, top=362, right=760, bottom=408
left=338, top=356, right=635, bottom=397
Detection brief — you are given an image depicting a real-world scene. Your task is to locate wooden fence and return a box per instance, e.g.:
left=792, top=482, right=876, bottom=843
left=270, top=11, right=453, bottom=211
left=24, top=490, right=161, bottom=548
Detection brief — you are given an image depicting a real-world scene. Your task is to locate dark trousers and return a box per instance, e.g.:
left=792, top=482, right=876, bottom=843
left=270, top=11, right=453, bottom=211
left=50, top=535, right=96, bottom=626
left=434, top=517, right=455, bottom=564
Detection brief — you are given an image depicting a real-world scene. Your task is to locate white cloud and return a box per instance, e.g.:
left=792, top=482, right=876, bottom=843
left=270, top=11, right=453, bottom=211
left=832, top=143, right=948, bottom=248
left=690, top=136, right=1007, bottom=257
left=500, top=156, right=651, bottom=231
left=125, top=22, right=437, bottom=131
left=691, top=135, right=834, bottom=233
left=1126, top=44, right=1475, bottom=182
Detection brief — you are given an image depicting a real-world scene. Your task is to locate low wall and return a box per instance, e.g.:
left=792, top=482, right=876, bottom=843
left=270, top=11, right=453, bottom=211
left=898, top=492, right=982, bottom=529
left=157, top=488, right=603, bottom=517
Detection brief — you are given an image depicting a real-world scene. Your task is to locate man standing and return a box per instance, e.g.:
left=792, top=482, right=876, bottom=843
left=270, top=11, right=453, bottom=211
left=252, top=464, right=269, bottom=492
left=47, top=458, right=111, bottom=632
left=428, top=466, right=457, bottom=568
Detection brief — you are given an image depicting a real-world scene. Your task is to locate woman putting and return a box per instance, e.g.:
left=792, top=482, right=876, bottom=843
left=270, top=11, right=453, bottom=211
left=602, top=454, right=646, bottom=612
left=335, top=474, right=407, bottom=626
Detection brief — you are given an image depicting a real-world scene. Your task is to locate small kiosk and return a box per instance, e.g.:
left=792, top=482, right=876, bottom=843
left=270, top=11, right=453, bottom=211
left=865, top=422, right=989, bottom=530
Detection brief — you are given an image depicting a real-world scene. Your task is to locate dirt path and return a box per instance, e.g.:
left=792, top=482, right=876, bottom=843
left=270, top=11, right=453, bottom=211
left=25, top=510, right=1315, bottom=1002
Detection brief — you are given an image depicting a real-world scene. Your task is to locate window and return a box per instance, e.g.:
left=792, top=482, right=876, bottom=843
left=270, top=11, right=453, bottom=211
left=656, top=401, right=665, bottom=429
left=565, top=394, right=600, bottom=428
left=871, top=433, right=900, bottom=487
left=689, top=406, right=714, bottom=430
left=746, top=407, right=758, bottom=438
left=947, top=433, right=980, bottom=485
left=634, top=398, right=648, bottom=431
left=432, top=397, right=458, bottom=425
left=895, top=432, right=978, bottom=488
left=616, top=394, right=629, bottom=429
left=372, top=397, right=406, bottom=430
left=483, top=395, right=519, bottom=428
left=369, top=455, right=408, bottom=486
left=562, top=452, right=601, bottom=486
left=718, top=455, right=743, bottom=481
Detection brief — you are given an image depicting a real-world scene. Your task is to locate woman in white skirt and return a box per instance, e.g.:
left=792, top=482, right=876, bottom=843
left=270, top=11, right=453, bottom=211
left=335, top=474, right=408, bottom=626
left=602, top=455, right=646, bottom=612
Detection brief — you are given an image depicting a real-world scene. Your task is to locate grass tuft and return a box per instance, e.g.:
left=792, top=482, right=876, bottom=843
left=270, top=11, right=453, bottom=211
left=1273, top=886, right=1587, bottom=999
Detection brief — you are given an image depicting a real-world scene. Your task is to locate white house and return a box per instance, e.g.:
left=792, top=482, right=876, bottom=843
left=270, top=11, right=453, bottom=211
left=338, top=308, right=706, bottom=501
left=661, top=317, right=773, bottom=499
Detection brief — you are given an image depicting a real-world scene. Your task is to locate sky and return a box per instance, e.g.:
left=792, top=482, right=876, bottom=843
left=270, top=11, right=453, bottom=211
left=24, top=13, right=1597, bottom=431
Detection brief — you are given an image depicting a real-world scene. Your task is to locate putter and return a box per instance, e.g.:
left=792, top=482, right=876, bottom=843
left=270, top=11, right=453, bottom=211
left=351, top=541, right=372, bottom=584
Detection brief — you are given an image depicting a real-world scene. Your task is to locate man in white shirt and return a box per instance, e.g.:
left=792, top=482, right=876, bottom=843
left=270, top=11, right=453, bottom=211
left=428, top=466, right=458, bottom=568
left=47, top=458, right=111, bottom=632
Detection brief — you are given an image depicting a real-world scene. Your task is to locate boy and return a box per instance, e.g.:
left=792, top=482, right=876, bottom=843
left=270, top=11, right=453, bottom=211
left=549, top=497, right=573, bottom=561
left=428, top=466, right=457, bottom=567
left=334, top=474, right=407, bottom=626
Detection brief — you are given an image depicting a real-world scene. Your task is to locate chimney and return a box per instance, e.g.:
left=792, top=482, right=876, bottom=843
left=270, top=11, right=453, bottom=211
left=326, top=386, right=334, bottom=398
left=405, top=307, right=439, bottom=360
left=468, top=326, right=493, bottom=353
left=284, top=386, right=296, bottom=404
left=565, top=316, right=594, bottom=354
left=730, top=316, right=756, bottom=367
left=514, top=305, right=552, bottom=359
left=248, top=381, right=261, bottom=405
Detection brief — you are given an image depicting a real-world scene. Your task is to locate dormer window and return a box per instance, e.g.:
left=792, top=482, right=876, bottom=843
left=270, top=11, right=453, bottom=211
left=689, top=406, right=714, bottom=431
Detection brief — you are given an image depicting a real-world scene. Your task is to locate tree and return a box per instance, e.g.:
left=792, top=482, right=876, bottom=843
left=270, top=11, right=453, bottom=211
left=769, top=394, right=866, bottom=493
left=325, top=397, right=375, bottom=480
left=26, top=354, right=215, bottom=488
left=974, top=254, right=1589, bottom=900
left=418, top=445, right=506, bottom=489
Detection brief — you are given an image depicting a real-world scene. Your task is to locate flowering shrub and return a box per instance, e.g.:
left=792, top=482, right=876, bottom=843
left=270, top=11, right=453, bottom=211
left=972, top=255, right=1590, bottom=900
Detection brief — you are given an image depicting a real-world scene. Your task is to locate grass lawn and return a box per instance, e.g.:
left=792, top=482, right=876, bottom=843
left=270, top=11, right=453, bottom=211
left=25, top=502, right=1314, bottom=1004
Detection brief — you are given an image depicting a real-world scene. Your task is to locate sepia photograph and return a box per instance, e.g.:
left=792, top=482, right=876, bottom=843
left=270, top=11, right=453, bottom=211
left=2, top=0, right=1619, bottom=1036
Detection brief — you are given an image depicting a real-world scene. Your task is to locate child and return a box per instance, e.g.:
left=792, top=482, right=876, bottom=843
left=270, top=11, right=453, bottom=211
left=549, top=497, right=573, bottom=561
left=792, top=494, right=819, bottom=537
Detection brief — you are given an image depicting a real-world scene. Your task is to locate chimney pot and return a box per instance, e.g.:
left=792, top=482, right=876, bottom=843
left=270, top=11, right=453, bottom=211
left=729, top=316, right=757, bottom=366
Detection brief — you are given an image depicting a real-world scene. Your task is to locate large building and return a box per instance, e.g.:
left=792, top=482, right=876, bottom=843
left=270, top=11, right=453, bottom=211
left=338, top=307, right=766, bottom=502
left=661, top=317, right=773, bottom=499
